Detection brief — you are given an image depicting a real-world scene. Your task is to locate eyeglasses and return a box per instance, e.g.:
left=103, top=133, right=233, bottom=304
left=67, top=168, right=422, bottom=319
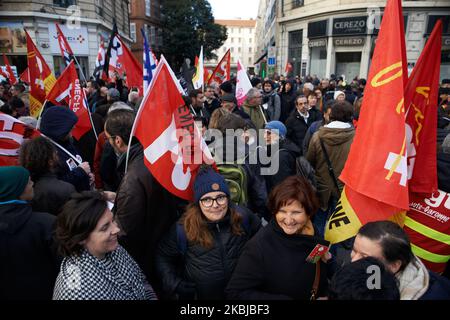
left=199, top=195, right=228, bottom=207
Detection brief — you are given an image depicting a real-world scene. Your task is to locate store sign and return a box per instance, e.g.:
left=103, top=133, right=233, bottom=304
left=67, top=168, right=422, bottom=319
left=0, top=22, right=27, bottom=54
left=333, top=17, right=367, bottom=36
left=309, top=39, right=327, bottom=48
left=267, top=46, right=276, bottom=66
left=308, top=20, right=328, bottom=38
left=334, top=37, right=365, bottom=46
left=48, top=24, right=89, bottom=55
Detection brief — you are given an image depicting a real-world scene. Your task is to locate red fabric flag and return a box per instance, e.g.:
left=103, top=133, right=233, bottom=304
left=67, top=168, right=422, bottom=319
left=204, top=67, right=212, bottom=84
left=46, top=61, right=92, bottom=140
left=19, top=67, right=30, bottom=84
left=325, top=0, right=409, bottom=243
left=2, top=54, right=18, bottom=85
left=208, top=49, right=231, bottom=86
left=132, top=56, right=214, bottom=200
left=118, top=36, right=143, bottom=94
left=405, top=21, right=441, bottom=194
left=0, top=112, right=40, bottom=167
left=55, top=24, right=74, bottom=66
left=26, top=31, right=56, bottom=118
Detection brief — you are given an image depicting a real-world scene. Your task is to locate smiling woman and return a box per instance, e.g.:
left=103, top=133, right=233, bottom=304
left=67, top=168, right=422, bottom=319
left=53, top=191, right=157, bottom=300
left=226, top=175, right=332, bottom=300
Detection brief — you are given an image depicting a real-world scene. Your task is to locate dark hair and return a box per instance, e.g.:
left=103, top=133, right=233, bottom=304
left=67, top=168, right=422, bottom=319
left=105, top=109, right=135, bottom=146
left=55, top=191, right=109, bottom=257
left=189, top=89, right=202, bottom=99
left=295, top=95, right=307, bottom=104
left=328, top=256, right=400, bottom=300
left=19, top=137, right=57, bottom=181
left=8, top=96, right=25, bottom=109
left=357, top=221, right=414, bottom=273
left=330, top=100, right=354, bottom=123
left=12, top=84, right=25, bottom=93
left=268, top=175, right=319, bottom=218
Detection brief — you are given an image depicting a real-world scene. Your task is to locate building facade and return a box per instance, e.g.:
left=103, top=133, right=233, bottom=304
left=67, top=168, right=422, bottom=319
left=255, top=0, right=450, bottom=81
left=129, top=0, right=163, bottom=64
left=205, top=19, right=256, bottom=75
left=0, top=0, right=132, bottom=79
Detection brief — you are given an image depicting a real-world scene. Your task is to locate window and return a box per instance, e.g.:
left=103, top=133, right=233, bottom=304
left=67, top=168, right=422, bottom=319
left=238, top=47, right=241, bottom=53
left=248, top=57, right=252, bottom=65
left=53, top=0, right=76, bottom=7
left=292, top=0, right=304, bottom=9
left=130, top=23, right=136, bottom=43
left=238, top=38, right=241, bottom=43
left=249, top=38, right=252, bottom=43
left=231, top=47, right=234, bottom=53
left=249, top=47, right=252, bottom=53
left=150, top=26, right=156, bottom=46
left=231, top=38, right=234, bottom=43
left=145, top=0, right=151, bottom=17
left=95, top=0, right=103, bottom=17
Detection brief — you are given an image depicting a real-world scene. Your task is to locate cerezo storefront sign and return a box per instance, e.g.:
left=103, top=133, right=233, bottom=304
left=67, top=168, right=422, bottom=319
left=332, top=16, right=367, bottom=36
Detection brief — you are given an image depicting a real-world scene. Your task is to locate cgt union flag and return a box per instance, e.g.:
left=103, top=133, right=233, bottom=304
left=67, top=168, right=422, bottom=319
left=325, top=0, right=409, bottom=244
left=46, top=61, right=92, bottom=140
left=131, top=56, right=214, bottom=200
left=207, top=49, right=230, bottom=87
left=0, top=112, right=40, bottom=167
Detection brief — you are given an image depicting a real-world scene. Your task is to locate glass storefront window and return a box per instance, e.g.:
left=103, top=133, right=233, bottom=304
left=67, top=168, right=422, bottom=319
left=335, top=52, right=362, bottom=81
left=309, top=46, right=327, bottom=79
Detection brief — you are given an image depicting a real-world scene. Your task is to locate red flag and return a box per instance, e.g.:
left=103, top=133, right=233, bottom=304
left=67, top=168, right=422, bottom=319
left=118, top=36, right=143, bottom=94
left=132, top=56, right=214, bottom=200
left=55, top=24, right=74, bottom=66
left=20, top=67, right=30, bottom=84
left=26, top=31, right=56, bottom=118
left=46, top=61, right=92, bottom=140
left=2, top=54, right=18, bottom=85
left=204, top=67, right=212, bottom=84
left=0, top=112, right=40, bottom=167
left=325, top=0, right=409, bottom=243
left=208, top=49, right=231, bottom=86
left=285, top=61, right=293, bottom=74
left=405, top=21, right=441, bottom=194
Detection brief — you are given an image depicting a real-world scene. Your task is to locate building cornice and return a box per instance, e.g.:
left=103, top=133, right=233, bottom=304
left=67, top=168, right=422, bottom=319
left=0, top=11, right=133, bottom=43
left=278, top=1, right=450, bottom=24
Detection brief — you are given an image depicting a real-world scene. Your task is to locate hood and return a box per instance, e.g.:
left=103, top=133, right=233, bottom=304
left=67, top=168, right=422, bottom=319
left=280, top=138, right=301, bottom=156
left=0, top=202, right=32, bottom=235
left=318, top=126, right=354, bottom=146
left=40, top=106, right=78, bottom=141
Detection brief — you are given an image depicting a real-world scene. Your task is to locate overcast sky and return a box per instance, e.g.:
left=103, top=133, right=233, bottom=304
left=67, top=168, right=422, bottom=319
left=208, top=0, right=259, bottom=20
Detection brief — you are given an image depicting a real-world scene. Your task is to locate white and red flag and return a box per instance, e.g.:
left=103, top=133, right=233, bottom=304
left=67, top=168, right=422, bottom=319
left=2, top=54, right=18, bottom=85
left=131, top=55, right=214, bottom=200
left=55, top=23, right=74, bottom=66
left=46, top=61, right=92, bottom=140
left=0, top=112, right=40, bottom=167
left=235, top=59, right=252, bottom=106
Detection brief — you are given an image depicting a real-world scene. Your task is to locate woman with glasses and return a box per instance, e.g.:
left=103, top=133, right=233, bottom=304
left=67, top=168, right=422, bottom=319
left=155, top=166, right=261, bottom=300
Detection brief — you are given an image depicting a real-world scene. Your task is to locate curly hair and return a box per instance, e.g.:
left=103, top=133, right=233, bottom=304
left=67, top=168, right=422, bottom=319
left=19, top=137, right=57, bottom=181
left=55, top=191, right=108, bottom=257
left=180, top=203, right=244, bottom=249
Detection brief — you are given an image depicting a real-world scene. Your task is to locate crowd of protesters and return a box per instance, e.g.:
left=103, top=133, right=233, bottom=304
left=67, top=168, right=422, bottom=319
left=0, top=71, right=449, bottom=301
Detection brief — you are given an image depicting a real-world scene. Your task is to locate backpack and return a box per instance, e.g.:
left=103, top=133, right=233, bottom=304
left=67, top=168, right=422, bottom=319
left=279, top=149, right=317, bottom=190
left=175, top=207, right=251, bottom=255
left=216, top=163, right=248, bottom=206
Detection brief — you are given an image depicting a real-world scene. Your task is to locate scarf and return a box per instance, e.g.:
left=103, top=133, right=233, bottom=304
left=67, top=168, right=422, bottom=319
left=397, top=256, right=429, bottom=300
left=53, top=246, right=157, bottom=300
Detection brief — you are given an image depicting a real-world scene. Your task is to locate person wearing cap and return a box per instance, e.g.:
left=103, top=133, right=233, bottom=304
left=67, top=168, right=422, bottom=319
left=0, top=166, right=59, bottom=300
left=262, top=121, right=301, bottom=193
left=226, top=175, right=330, bottom=300
left=39, top=106, right=92, bottom=192
left=333, top=90, right=346, bottom=102
left=156, top=166, right=261, bottom=300
left=220, top=93, right=252, bottom=122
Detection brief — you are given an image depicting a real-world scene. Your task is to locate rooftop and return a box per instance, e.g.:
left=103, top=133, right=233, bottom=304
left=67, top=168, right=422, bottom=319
left=215, top=19, right=256, bottom=28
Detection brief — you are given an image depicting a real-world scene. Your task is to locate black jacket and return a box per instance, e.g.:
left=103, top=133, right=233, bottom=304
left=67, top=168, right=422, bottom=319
left=0, top=202, right=59, bottom=300
left=53, top=138, right=91, bottom=192
left=114, top=143, right=181, bottom=289
left=226, top=219, right=328, bottom=300
left=204, top=98, right=221, bottom=116
left=285, top=110, right=315, bottom=152
left=437, top=152, right=450, bottom=193
left=156, top=207, right=261, bottom=300
left=263, top=138, right=301, bottom=193
left=32, top=173, right=76, bottom=216
left=279, top=91, right=296, bottom=123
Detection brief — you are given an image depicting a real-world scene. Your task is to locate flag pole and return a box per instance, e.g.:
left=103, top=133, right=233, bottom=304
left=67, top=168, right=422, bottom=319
left=73, top=55, right=88, bottom=85
left=84, top=97, right=98, bottom=141
left=36, top=99, right=48, bottom=130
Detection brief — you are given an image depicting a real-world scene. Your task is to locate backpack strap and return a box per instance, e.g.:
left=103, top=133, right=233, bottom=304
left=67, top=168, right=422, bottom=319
left=176, top=223, right=188, bottom=255
left=318, top=137, right=340, bottom=195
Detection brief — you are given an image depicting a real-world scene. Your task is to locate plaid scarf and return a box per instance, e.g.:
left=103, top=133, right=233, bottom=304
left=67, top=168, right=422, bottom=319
left=53, top=246, right=157, bottom=300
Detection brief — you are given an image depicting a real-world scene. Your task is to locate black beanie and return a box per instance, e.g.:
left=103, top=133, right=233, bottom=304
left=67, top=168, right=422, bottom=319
left=40, top=106, right=78, bottom=140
